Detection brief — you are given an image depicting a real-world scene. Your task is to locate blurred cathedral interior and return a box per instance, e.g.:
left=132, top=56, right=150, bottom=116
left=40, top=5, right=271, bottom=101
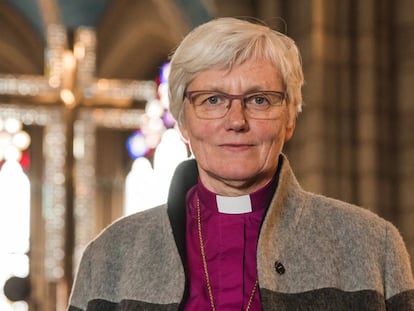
left=0, top=0, right=413, bottom=310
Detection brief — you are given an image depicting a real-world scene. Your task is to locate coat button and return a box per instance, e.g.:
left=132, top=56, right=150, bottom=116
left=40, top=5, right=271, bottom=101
left=274, top=261, right=285, bottom=275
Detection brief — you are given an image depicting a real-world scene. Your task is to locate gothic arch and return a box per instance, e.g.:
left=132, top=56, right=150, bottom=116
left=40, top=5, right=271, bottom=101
left=96, top=0, right=190, bottom=80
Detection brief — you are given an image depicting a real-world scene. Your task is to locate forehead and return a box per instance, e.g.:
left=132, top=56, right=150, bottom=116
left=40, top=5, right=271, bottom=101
left=188, top=58, right=284, bottom=91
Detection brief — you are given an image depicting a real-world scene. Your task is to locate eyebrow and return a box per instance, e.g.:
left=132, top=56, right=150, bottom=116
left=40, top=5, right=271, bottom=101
left=190, top=86, right=275, bottom=93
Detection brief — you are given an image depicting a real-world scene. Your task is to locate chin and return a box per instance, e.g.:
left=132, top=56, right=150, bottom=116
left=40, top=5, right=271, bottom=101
left=215, top=168, right=262, bottom=183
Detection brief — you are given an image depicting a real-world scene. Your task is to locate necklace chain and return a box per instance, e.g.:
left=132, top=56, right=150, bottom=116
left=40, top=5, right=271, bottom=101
left=196, top=198, right=258, bottom=311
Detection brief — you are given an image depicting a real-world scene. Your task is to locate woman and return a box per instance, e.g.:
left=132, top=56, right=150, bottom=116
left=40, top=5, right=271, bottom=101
left=68, top=17, right=414, bottom=310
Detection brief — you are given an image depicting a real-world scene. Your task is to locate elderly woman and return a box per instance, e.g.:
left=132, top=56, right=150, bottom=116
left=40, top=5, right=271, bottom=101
left=68, top=17, right=414, bottom=310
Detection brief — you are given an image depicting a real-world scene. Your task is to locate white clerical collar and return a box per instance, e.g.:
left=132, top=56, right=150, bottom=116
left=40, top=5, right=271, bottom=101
left=216, top=194, right=252, bottom=214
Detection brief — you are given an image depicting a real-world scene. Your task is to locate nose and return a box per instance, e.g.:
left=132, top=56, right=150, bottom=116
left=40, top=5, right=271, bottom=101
left=224, top=99, right=248, bottom=131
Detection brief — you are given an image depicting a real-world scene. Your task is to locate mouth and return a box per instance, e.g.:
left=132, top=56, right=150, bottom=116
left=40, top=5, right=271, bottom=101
left=220, top=143, right=255, bottom=151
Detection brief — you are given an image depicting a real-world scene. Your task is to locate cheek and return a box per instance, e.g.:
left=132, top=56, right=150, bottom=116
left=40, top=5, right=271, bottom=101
left=260, top=119, right=286, bottom=141
left=180, top=119, right=213, bottom=152
left=266, top=132, right=285, bottom=153
left=258, top=121, right=291, bottom=155
left=274, top=109, right=296, bottom=143
left=178, top=124, right=189, bottom=143
left=284, top=106, right=297, bottom=141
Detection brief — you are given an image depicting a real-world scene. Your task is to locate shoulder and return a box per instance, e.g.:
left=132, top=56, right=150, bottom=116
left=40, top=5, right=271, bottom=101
left=85, top=205, right=169, bottom=256
left=312, top=192, right=376, bottom=215
left=305, top=193, right=414, bottom=296
left=306, top=192, right=386, bottom=229
left=295, top=191, right=411, bottom=270
left=301, top=191, right=404, bottom=249
left=103, top=204, right=167, bottom=235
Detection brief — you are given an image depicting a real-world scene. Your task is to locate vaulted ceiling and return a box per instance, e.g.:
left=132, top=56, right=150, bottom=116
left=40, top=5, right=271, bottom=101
left=0, top=0, right=212, bottom=80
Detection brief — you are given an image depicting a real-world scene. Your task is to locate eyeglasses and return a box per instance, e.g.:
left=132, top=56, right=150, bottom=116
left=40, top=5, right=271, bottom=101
left=184, top=90, right=286, bottom=120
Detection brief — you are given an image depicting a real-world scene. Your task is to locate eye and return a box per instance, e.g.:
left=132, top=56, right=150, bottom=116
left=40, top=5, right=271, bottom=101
left=246, top=93, right=270, bottom=106
left=202, top=93, right=225, bottom=105
left=206, top=95, right=219, bottom=104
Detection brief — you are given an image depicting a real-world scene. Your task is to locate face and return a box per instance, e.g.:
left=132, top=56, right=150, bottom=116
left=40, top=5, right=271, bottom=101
left=179, top=58, right=296, bottom=195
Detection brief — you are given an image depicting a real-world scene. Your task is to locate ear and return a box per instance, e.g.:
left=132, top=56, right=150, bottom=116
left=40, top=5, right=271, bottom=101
left=284, top=103, right=297, bottom=142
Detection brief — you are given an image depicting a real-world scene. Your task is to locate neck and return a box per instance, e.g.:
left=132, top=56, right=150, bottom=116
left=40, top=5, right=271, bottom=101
left=198, top=170, right=274, bottom=196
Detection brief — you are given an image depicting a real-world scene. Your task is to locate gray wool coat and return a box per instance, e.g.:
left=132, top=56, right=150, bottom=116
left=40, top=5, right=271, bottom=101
left=68, top=155, right=414, bottom=310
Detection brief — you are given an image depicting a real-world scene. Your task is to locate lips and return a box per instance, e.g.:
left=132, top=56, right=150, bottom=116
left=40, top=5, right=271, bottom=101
left=219, top=143, right=255, bottom=151
left=221, top=143, right=253, bottom=147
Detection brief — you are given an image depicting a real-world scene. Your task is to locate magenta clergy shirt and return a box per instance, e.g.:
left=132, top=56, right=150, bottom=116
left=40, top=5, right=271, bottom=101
left=184, top=179, right=275, bottom=310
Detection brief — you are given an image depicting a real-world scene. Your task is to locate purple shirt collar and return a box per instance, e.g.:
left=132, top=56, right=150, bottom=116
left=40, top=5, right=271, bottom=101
left=196, top=177, right=276, bottom=215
